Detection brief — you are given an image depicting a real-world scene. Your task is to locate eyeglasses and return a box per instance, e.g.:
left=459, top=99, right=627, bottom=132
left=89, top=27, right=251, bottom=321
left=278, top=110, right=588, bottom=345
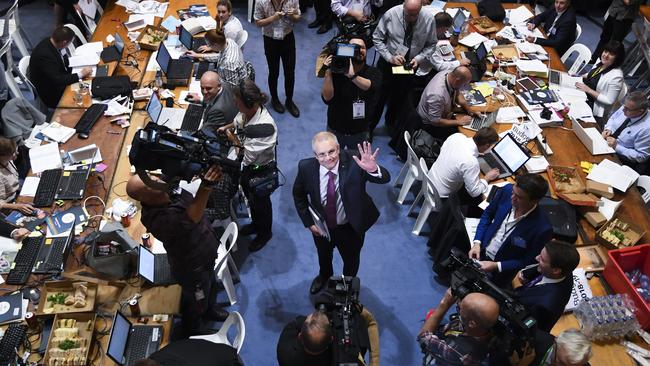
left=623, top=105, right=643, bottom=112
left=315, top=148, right=337, bottom=159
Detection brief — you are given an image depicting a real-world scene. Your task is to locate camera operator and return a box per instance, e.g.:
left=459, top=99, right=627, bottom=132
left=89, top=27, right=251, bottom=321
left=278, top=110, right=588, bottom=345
left=322, top=38, right=382, bottom=149
left=417, top=289, right=500, bottom=366
left=126, top=166, right=229, bottom=337
left=217, top=80, right=278, bottom=252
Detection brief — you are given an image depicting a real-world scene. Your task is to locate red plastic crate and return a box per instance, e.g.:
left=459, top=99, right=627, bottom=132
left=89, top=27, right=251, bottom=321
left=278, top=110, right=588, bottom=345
left=603, top=244, right=650, bottom=330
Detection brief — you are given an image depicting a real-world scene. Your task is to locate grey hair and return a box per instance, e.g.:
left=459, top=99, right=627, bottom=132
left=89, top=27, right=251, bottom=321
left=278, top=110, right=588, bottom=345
left=625, top=90, right=649, bottom=110
left=311, top=131, right=339, bottom=152
left=556, top=329, right=592, bottom=364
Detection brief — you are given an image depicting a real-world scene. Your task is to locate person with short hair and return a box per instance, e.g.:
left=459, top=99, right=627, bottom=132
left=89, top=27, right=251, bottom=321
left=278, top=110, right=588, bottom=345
left=591, top=0, right=642, bottom=65
left=0, top=137, right=34, bottom=214
left=418, top=290, right=500, bottom=366
left=418, top=12, right=471, bottom=76
left=469, top=173, right=553, bottom=287
left=532, top=328, right=592, bottom=366
left=186, top=71, right=239, bottom=133
left=526, top=0, right=577, bottom=56
left=133, top=338, right=243, bottom=366
left=185, top=30, right=247, bottom=86
left=216, top=0, right=244, bottom=41
left=515, top=240, right=580, bottom=332
left=602, top=90, right=650, bottom=174
left=29, top=26, right=92, bottom=108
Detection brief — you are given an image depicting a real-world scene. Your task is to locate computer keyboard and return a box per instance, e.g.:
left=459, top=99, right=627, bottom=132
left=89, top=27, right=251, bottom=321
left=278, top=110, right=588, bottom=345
left=469, top=116, right=484, bottom=130
left=180, top=104, right=204, bottom=132
left=483, top=153, right=501, bottom=169
left=42, top=237, right=69, bottom=272
left=33, top=169, right=63, bottom=207
left=74, top=103, right=108, bottom=137
left=57, top=170, right=88, bottom=199
left=154, top=255, right=174, bottom=284
left=128, top=327, right=154, bottom=362
left=6, top=237, right=43, bottom=285
left=0, top=323, right=27, bottom=362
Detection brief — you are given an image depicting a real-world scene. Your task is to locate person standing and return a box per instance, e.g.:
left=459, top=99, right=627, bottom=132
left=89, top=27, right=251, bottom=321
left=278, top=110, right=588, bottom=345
left=216, top=0, right=244, bottom=42
left=254, top=0, right=301, bottom=117
left=591, top=0, right=642, bottom=64
left=293, top=133, right=390, bottom=294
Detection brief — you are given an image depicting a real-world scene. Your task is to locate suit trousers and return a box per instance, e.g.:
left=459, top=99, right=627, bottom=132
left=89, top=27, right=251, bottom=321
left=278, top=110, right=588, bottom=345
left=593, top=16, right=634, bottom=62
left=370, top=57, right=414, bottom=134
left=263, top=33, right=296, bottom=101
left=175, top=266, right=218, bottom=337
left=241, top=166, right=274, bottom=237
left=314, top=0, right=333, bottom=24
left=313, top=223, right=364, bottom=278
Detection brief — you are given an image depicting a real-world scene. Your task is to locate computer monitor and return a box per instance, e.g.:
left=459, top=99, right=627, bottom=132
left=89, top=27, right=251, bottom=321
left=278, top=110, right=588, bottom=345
left=179, top=25, right=193, bottom=50
left=493, top=133, right=530, bottom=173
left=138, top=246, right=155, bottom=283
left=476, top=42, right=488, bottom=61
left=155, top=44, right=171, bottom=75
left=107, top=312, right=131, bottom=365
left=145, top=93, right=163, bottom=123
left=453, top=10, right=466, bottom=33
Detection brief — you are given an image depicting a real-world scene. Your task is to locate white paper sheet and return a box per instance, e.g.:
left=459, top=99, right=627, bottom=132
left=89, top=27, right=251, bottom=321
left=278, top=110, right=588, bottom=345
left=567, top=100, right=596, bottom=122
left=496, top=106, right=527, bottom=123
left=507, top=6, right=534, bottom=25
left=515, top=59, right=549, bottom=74
left=74, top=41, right=103, bottom=56
left=29, top=143, right=62, bottom=174
left=587, top=159, right=640, bottom=192
left=24, top=123, right=49, bottom=149
left=459, top=33, right=488, bottom=48
left=464, top=218, right=481, bottom=245
left=525, top=155, right=549, bottom=173
left=78, top=0, right=98, bottom=17
left=598, top=197, right=623, bottom=220
left=161, top=16, right=182, bottom=32
left=68, top=53, right=100, bottom=67
left=18, top=177, right=40, bottom=197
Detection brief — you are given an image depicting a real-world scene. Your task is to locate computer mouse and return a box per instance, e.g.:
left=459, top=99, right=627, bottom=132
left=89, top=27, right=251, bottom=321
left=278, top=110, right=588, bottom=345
left=78, top=132, right=89, bottom=139
left=185, top=95, right=192, bottom=102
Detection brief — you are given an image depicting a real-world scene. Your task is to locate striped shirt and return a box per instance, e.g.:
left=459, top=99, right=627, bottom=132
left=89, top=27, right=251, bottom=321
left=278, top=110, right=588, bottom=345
left=0, top=162, right=19, bottom=206
left=254, top=0, right=300, bottom=39
left=204, top=39, right=246, bottom=86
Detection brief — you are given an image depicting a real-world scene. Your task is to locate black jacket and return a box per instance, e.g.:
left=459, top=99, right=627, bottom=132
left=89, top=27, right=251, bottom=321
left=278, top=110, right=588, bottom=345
left=515, top=275, right=573, bottom=332
left=29, top=38, right=79, bottom=108
left=531, top=7, right=577, bottom=56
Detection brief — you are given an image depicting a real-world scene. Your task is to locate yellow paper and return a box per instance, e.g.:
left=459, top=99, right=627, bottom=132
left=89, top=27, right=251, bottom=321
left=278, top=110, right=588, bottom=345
left=391, top=66, right=414, bottom=75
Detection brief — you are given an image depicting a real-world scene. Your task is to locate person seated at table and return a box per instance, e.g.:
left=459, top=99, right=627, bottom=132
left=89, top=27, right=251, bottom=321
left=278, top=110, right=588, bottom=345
left=575, top=40, right=626, bottom=127
left=525, top=0, right=577, bottom=56
left=602, top=90, right=650, bottom=174
left=133, top=338, right=243, bottom=366
left=514, top=239, right=579, bottom=332
left=185, top=30, right=247, bottom=86
left=417, top=66, right=478, bottom=139
left=468, top=173, right=553, bottom=287
left=531, top=328, right=592, bottom=366
left=0, top=219, right=30, bottom=241
left=29, top=26, right=92, bottom=109
left=0, top=137, right=34, bottom=215
left=216, top=0, right=244, bottom=42
left=186, top=71, right=239, bottom=134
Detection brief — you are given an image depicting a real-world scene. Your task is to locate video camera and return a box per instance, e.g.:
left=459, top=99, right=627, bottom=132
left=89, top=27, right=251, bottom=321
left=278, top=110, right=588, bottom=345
left=315, top=276, right=369, bottom=366
left=328, top=41, right=361, bottom=74
left=440, top=248, right=537, bottom=361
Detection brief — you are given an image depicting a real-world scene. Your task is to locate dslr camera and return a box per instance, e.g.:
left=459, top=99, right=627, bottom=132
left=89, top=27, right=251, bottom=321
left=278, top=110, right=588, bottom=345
left=328, top=42, right=361, bottom=74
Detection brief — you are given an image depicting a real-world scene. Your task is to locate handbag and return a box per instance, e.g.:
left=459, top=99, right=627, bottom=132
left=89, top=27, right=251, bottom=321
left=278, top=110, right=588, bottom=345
left=247, top=161, right=280, bottom=197
left=478, top=0, right=506, bottom=22
left=84, top=222, right=138, bottom=279
left=410, top=129, right=443, bottom=167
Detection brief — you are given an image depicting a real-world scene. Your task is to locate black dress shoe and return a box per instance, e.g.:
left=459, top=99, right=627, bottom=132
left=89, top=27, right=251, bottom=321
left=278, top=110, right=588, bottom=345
left=204, top=307, right=230, bottom=322
left=308, top=19, right=321, bottom=28
left=285, top=99, right=300, bottom=118
left=310, top=275, right=326, bottom=294
left=317, top=23, right=332, bottom=34
left=239, top=224, right=256, bottom=236
left=249, top=233, right=272, bottom=252
left=271, top=98, right=285, bottom=113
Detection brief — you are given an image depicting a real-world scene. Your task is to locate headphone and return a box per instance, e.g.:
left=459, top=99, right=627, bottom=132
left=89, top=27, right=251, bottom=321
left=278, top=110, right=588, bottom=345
left=238, top=80, right=255, bottom=109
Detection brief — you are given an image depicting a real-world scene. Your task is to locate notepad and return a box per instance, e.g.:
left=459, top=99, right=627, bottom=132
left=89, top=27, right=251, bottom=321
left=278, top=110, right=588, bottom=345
left=29, top=143, right=63, bottom=174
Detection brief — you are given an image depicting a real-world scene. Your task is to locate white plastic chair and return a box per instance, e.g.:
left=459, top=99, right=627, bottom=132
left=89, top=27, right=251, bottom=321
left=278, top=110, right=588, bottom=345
left=396, top=131, right=424, bottom=204
left=64, top=23, right=88, bottom=45
left=637, top=175, right=650, bottom=204
left=575, top=23, right=582, bottom=41
left=0, top=0, right=29, bottom=58
left=190, top=311, right=246, bottom=353
left=235, top=30, right=248, bottom=48
left=75, top=0, right=103, bottom=36
left=618, top=81, right=628, bottom=103
left=214, top=222, right=240, bottom=305
left=412, top=158, right=442, bottom=236
left=561, top=43, right=592, bottom=75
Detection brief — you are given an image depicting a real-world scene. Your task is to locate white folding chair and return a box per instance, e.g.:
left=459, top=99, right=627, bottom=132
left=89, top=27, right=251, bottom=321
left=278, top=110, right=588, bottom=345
left=64, top=23, right=88, bottom=45
left=0, top=0, right=29, bottom=58
left=561, top=43, right=592, bottom=75
left=575, top=23, right=582, bottom=41
left=412, top=158, right=442, bottom=236
left=235, top=30, right=248, bottom=49
left=637, top=175, right=650, bottom=204
left=75, top=0, right=103, bottom=36
left=190, top=311, right=246, bottom=353
left=16, top=55, right=39, bottom=101
left=396, top=131, right=424, bottom=204
left=214, top=222, right=240, bottom=305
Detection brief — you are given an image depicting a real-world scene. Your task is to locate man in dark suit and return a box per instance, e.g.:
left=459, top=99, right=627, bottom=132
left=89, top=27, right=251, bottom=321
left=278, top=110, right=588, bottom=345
left=293, top=132, right=390, bottom=294
left=186, top=71, right=238, bottom=133
left=29, top=27, right=92, bottom=109
left=526, top=0, right=577, bottom=56
left=514, top=240, right=579, bottom=332
left=468, top=173, right=553, bottom=287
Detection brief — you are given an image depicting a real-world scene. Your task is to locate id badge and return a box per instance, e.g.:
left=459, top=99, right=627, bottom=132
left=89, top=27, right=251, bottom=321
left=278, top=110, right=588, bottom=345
left=273, top=26, right=284, bottom=40
left=395, top=44, right=408, bottom=57
left=352, top=100, right=365, bottom=119
left=194, top=288, right=205, bottom=301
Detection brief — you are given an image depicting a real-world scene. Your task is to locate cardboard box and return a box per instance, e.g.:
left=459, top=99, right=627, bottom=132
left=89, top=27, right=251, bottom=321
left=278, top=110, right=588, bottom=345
left=137, top=25, right=168, bottom=51
left=586, top=180, right=614, bottom=199
left=43, top=312, right=96, bottom=365
left=596, top=216, right=646, bottom=250
left=547, top=166, right=600, bottom=206
left=584, top=211, right=607, bottom=228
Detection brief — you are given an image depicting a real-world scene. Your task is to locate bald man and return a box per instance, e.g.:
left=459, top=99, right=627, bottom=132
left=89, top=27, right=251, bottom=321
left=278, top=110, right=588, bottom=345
left=417, top=65, right=479, bottom=139
left=186, top=71, right=238, bottom=133
left=126, top=166, right=229, bottom=337
left=418, top=290, right=499, bottom=366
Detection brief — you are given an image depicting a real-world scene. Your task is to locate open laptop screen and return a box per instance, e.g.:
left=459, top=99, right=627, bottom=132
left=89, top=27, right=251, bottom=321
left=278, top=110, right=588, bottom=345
left=476, top=42, right=487, bottom=61
left=155, top=44, right=171, bottom=75
left=146, top=93, right=163, bottom=123
left=107, top=312, right=131, bottom=365
left=453, top=10, right=466, bottom=32
left=493, top=133, right=530, bottom=172
left=115, top=33, right=125, bottom=57
left=179, top=26, right=193, bottom=50
left=138, top=246, right=156, bottom=283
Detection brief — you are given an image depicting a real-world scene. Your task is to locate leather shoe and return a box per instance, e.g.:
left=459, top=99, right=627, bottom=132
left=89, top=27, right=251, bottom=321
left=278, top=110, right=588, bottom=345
left=285, top=99, right=300, bottom=118
left=204, top=307, right=229, bottom=322
left=308, top=19, right=321, bottom=28
left=249, top=233, right=272, bottom=252
left=271, top=98, right=285, bottom=113
left=239, top=224, right=256, bottom=236
left=310, top=275, right=325, bottom=294
left=316, top=23, right=332, bottom=34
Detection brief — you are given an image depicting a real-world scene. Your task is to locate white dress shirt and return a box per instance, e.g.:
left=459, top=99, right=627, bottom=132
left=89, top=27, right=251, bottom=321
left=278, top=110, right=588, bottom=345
left=429, top=133, right=487, bottom=198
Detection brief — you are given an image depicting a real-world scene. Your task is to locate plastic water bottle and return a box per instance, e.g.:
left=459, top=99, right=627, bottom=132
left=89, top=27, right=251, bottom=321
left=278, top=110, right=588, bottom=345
left=575, top=294, right=640, bottom=341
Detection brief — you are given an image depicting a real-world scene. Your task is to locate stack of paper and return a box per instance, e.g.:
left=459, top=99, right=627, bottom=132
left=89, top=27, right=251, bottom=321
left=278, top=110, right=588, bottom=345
left=459, top=33, right=488, bottom=48
left=587, top=159, right=640, bottom=192
left=496, top=106, right=526, bottom=123
left=553, top=86, right=588, bottom=104
left=41, top=122, right=76, bottom=143
left=507, top=6, right=534, bottom=25
left=74, top=42, right=103, bottom=56
left=68, top=53, right=100, bottom=67
left=28, top=143, right=62, bottom=174
left=182, top=16, right=216, bottom=34
left=566, top=100, right=596, bottom=122
left=473, top=80, right=497, bottom=97
left=516, top=41, right=547, bottom=55
left=515, top=59, right=549, bottom=77
left=525, top=156, right=549, bottom=173
left=513, top=24, right=545, bottom=39
left=18, top=176, right=40, bottom=197
left=161, top=16, right=182, bottom=32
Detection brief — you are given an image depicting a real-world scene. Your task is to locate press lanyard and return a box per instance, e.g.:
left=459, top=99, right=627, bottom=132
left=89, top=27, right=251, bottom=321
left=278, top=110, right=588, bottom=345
left=271, top=0, right=285, bottom=12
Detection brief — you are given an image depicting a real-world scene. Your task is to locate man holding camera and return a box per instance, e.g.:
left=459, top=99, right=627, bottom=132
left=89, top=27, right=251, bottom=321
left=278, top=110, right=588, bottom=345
left=186, top=71, right=238, bottom=134
left=322, top=38, right=382, bottom=149
left=418, top=289, right=500, bottom=366
left=126, top=166, right=229, bottom=337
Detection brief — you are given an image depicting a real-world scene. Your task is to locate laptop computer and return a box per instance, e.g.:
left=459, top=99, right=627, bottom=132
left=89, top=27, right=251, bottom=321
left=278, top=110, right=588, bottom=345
left=478, top=133, right=531, bottom=179
left=56, top=163, right=93, bottom=200
left=463, top=111, right=497, bottom=131
left=462, top=42, right=487, bottom=66
left=156, top=43, right=193, bottom=86
left=145, top=93, right=186, bottom=130
left=179, top=25, right=206, bottom=52
left=33, top=218, right=76, bottom=274
left=100, top=33, right=125, bottom=63
left=107, top=311, right=163, bottom=366
left=138, top=245, right=176, bottom=285
left=571, top=117, right=615, bottom=155
left=452, top=10, right=467, bottom=34
left=548, top=69, right=582, bottom=89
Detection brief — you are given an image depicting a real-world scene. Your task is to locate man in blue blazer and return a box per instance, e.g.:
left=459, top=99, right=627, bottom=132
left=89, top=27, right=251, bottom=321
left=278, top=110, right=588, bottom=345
left=526, top=0, right=577, bottom=56
left=293, top=132, right=390, bottom=294
left=468, top=174, right=552, bottom=287
left=514, top=240, right=579, bottom=332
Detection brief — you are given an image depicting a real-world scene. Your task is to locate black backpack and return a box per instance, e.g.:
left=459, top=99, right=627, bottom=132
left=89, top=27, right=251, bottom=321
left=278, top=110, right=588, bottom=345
left=410, top=129, right=443, bottom=167
left=91, top=75, right=133, bottom=100
left=478, top=0, right=506, bottom=22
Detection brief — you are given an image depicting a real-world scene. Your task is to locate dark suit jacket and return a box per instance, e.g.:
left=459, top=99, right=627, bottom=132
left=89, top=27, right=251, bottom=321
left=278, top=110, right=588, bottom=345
left=293, top=151, right=390, bottom=235
left=474, top=184, right=553, bottom=280
left=200, top=84, right=239, bottom=133
left=0, top=219, right=17, bottom=238
left=28, top=38, right=79, bottom=108
left=515, top=275, right=573, bottom=332
left=531, top=7, right=577, bottom=56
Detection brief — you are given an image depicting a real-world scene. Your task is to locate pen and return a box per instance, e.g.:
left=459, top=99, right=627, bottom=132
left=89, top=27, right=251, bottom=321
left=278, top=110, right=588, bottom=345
left=106, top=130, right=121, bottom=135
